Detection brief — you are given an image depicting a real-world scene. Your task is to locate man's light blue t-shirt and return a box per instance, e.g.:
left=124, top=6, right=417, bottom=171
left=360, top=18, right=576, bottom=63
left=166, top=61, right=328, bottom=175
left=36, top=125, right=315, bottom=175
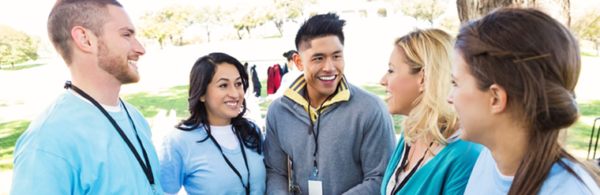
left=11, top=90, right=163, bottom=194
left=465, top=147, right=600, bottom=195
left=159, top=125, right=266, bottom=195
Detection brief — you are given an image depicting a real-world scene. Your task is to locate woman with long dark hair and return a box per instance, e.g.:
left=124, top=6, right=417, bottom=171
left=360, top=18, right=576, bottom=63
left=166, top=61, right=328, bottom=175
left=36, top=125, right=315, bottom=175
left=448, top=8, right=600, bottom=195
left=159, top=53, right=265, bottom=195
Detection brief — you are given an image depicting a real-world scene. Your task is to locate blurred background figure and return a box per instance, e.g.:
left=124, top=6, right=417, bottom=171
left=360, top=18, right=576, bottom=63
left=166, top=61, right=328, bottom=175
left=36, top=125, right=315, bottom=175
left=268, top=50, right=302, bottom=101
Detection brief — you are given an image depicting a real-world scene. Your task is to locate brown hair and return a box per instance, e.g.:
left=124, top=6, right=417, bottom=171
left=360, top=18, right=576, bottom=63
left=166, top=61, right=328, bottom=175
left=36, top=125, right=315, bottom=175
left=47, top=0, right=122, bottom=64
left=456, top=7, right=600, bottom=194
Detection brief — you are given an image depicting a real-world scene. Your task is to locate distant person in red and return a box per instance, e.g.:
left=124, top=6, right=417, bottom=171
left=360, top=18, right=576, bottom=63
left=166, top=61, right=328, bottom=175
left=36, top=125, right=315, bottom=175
left=266, top=64, right=282, bottom=95
left=268, top=50, right=302, bottom=101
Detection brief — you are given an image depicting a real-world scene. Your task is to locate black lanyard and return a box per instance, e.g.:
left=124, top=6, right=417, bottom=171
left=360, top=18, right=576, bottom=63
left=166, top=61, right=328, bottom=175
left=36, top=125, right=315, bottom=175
left=305, top=90, right=336, bottom=174
left=207, top=128, right=250, bottom=195
left=391, top=142, right=433, bottom=194
left=64, top=81, right=156, bottom=193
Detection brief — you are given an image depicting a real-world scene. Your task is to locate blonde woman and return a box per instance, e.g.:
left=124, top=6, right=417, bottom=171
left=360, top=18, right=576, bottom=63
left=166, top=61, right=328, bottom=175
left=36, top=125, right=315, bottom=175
left=379, top=29, right=483, bottom=195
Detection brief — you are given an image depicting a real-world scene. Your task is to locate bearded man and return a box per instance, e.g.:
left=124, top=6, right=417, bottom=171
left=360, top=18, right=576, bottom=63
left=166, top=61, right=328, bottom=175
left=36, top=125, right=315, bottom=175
left=10, top=0, right=162, bottom=194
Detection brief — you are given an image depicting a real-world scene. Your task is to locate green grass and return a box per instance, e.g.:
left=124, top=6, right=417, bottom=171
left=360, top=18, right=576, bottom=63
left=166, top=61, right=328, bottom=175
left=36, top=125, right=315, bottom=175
left=566, top=101, right=600, bottom=154
left=582, top=51, right=599, bottom=57
left=260, top=79, right=267, bottom=98
left=0, top=120, right=31, bottom=172
left=360, top=83, right=403, bottom=134
left=0, top=63, right=47, bottom=71
left=121, top=85, right=190, bottom=119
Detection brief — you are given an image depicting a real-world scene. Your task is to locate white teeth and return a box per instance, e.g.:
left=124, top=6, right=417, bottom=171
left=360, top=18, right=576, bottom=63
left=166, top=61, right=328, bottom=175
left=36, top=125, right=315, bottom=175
left=319, top=75, right=335, bottom=81
left=128, top=60, right=137, bottom=65
left=226, top=102, right=237, bottom=106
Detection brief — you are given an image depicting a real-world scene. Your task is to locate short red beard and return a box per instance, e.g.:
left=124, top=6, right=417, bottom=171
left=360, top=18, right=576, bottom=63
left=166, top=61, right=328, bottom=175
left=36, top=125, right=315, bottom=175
left=97, top=39, right=139, bottom=84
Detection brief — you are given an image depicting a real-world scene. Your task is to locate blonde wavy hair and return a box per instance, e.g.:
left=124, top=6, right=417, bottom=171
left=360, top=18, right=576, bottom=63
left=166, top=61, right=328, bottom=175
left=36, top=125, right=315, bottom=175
left=397, top=28, right=458, bottom=147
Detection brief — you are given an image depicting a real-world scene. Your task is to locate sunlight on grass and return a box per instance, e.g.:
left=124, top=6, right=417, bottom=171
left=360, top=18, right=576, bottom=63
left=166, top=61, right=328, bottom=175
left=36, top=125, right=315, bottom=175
left=121, top=85, right=190, bottom=119
left=0, top=120, right=31, bottom=172
left=0, top=63, right=47, bottom=71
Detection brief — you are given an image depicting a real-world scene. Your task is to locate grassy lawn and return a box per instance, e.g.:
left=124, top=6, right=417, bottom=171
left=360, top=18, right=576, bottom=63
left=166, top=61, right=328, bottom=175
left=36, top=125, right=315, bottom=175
left=0, top=63, right=47, bottom=71
left=565, top=101, right=600, bottom=156
left=0, top=120, right=31, bottom=172
left=581, top=51, right=599, bottom=57
left=121, top=85, right=190, bottom=119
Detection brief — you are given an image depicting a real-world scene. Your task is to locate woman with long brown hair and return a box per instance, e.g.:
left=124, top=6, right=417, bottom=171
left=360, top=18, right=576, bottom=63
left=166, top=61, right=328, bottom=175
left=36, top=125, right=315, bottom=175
left=159, top=53, right=265, bottom=195
left=448, top=8, right=600, bottom=194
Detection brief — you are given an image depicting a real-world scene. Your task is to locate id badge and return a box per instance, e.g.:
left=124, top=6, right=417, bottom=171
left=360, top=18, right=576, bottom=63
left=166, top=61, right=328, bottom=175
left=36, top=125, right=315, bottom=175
left=308, top=168, right=322, bottom=195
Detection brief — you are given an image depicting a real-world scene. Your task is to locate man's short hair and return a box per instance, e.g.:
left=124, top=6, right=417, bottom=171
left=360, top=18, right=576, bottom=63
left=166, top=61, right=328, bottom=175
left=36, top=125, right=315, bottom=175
left=47, top=0, right=123, bottom=64
left=294, top=13, right=346, bottom=51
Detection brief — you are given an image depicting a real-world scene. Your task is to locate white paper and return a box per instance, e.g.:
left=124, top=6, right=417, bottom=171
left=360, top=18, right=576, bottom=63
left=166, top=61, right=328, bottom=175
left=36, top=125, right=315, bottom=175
left=308, top=180, right=323, bottom=195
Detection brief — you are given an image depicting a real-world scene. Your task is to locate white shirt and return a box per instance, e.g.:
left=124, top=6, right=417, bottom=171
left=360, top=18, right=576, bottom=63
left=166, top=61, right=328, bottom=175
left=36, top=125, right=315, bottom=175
left=208, top=125, right=239, bottom=150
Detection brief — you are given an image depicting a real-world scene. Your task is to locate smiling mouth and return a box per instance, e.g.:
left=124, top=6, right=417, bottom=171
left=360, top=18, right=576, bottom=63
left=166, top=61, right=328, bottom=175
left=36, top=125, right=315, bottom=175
left=225, top=101, right=238, bottom=108
left=128, top=60, right=138, bottom=66
left=318, top=75, right=337, bottom=81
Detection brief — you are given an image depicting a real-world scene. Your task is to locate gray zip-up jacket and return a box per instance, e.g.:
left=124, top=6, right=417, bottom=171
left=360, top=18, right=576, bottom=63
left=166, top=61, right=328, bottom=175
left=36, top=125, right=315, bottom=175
left=264, top=76, right=396, bottom=195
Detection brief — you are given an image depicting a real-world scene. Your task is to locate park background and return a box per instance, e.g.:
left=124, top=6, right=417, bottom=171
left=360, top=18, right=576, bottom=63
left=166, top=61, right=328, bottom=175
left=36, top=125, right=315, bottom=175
left=1, top=0, right=600, bottom=194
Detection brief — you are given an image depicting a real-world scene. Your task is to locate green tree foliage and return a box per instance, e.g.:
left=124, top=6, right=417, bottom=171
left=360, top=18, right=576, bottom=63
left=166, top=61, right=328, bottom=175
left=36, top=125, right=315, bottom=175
left=572, top=8, right=600, bottom=56
left=233, top=7, right=267, bottom=40
left=138, top=5, right=195, bottom=49
left=266, top=0, right=316, bottom=36
left=0, top=25, right=39, bottom=70
left=388, top=0, right=448, bottom=27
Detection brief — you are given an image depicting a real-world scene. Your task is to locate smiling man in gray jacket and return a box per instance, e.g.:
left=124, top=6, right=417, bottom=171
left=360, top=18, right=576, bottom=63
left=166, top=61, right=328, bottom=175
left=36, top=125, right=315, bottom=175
left=263, top=13, right=396, bottom=195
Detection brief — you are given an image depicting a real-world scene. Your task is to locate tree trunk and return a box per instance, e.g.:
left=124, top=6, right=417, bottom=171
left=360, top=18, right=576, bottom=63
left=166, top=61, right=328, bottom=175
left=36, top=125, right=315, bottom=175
left=594, top=40, right=600, bottom=56
left=237, top=30, right=244, bottom=40
left=12, top=62, right=15, bottom=70
left=207, top=31, right=211, bottom=43
left=245, top=27, right=252, bottom=38
left=275, top=20, right=284, bottom=37
left=456, top=0, right=570, bottom=27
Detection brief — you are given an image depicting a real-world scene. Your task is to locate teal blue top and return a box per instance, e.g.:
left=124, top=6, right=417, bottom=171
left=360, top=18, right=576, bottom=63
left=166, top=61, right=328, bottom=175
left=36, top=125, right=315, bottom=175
left=11, top=91, right=163, bottom=195
left=381, top=133, right=483, bottom=195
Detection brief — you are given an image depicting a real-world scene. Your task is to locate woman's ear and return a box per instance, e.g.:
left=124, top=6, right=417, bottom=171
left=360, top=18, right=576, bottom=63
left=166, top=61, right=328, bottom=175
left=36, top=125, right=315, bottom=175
left=489, top=84, right=507, bottom=114
left=418, top=69, right=425, bottom=92
left=200, top=96, right=205, bottom=102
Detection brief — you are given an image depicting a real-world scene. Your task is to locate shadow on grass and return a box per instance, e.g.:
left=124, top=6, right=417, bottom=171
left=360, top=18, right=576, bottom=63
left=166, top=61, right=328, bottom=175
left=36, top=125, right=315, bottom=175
left=0, top=120, right=31, bottom=172
left=121, top=85, right=190, bottom=119
left=0, top=63, right=47, bottom=71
